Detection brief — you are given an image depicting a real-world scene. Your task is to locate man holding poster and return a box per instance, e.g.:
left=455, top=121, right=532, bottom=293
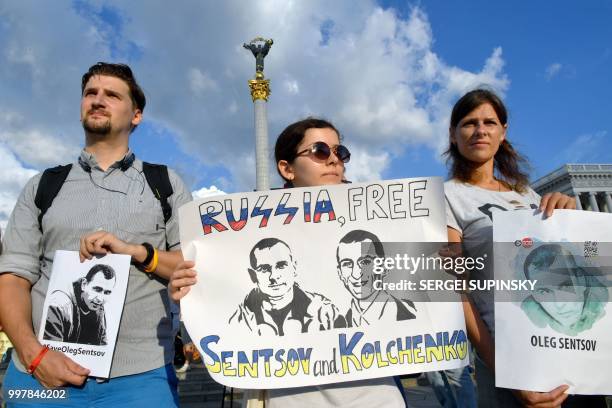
left=0, top=62, right=191, bottom=407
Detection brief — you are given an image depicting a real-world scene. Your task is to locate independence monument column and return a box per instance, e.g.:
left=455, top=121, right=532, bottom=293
left=244, top=37, right=273, bottom=191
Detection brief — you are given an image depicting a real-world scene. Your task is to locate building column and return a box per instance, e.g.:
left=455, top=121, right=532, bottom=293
left=245, top=37, right=274, bottom=191
left=574, top=193, right=582, bottom=210
left=248, top=74, right=271, bottom=191
left=605, top=193, right=612, bottom=214
left=588, top=192, right=600, bottom=212
left=253, top=99, right=270, bottom=191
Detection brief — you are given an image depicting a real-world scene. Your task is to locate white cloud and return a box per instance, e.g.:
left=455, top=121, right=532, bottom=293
left=545, top=63, right=562, bottom=81
left=228, top=100, right=238, bottom=114
left=0, top=144, right=38, bottom=228
left=192, top=185, right=227, bottom=199
left=403, top=7, right=433, bottom=50
left=345, top=148, right=390, bottom=182
left=228, top=153, right=259, bottom=192
left=111, top=1, right=508, bottom=180
left=0, top=128, right=78, bottom=167
left=0, top=1, right=108, bottom=172
left=6, top=44, right=39, bottom=75
left=188, top=68, right=217, bottom=95
left=0, top=1, right=509, bottom=197
left=557, top=131, right=608, bottom=163
left=283, top=79, right=299, bottom=95
left=0, top=106, right=79, bottom=167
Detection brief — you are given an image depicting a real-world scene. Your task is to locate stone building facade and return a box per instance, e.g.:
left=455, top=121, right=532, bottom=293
left=531, top=164, right=612, bottom=212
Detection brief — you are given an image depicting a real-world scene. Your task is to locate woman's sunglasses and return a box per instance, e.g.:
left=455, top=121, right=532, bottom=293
left=296, top=141, right=351, bottom=163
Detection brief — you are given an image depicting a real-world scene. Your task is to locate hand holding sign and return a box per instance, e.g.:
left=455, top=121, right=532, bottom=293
left=538, top=192, right=576, bottom=218
left=32, top=348, right=90, bottom=388
left=170, top=260, right=197, bottom=302
left=512, top=386, right=569, bottom=408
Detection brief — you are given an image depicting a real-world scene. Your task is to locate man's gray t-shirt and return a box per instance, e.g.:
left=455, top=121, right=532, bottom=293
left=0, top=150, right=192, bottom=377
left=444, top=179, right=540, bottom=337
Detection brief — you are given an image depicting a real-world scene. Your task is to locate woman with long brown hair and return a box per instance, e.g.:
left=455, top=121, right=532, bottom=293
left=444, top=89, right=609, bottom=408
left=170, top=117, right=407, bottom=407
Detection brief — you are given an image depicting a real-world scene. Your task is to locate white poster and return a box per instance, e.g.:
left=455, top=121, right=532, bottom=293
left=38, top=251, right=130, bottom=378
left=179, top=177, right=468, bottom=389
left=493, top=210, right=612, bottom=394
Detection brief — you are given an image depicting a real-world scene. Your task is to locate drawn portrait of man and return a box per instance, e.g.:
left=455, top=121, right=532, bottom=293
left=336, top=230, right=417, bottom=327
left=44, top=264, right=116, bottom=346
left=229, top=238, right=343, bottom=336
left=521, top=244, right=608, bottom=336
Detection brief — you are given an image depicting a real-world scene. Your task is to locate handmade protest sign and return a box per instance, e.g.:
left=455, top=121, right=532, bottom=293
left=37, top=251, right=130, bottom=378
left=178, top=177, right=468, bottom=388
left=494, top=210, right=612, bottom=394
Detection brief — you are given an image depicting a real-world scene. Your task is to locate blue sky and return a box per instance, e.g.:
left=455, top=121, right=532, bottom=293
left=0, top=1, right=611, bottom=225
left=380, top=0, right=612, bottom=178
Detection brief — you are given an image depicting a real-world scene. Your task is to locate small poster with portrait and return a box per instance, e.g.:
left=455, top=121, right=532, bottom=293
left=493, top=210, right=612, bottom=394
left=178, top=177, right=469, bottom=389
left=37, top=251, right=130, bottom=378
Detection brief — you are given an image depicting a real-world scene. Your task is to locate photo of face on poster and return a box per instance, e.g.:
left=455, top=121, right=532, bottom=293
left=494, top=210, right=612, bottom=395
left=227, top=230, right=419, bottom=337
left=520, top=243, right=608, bottom=336
left=38, top=250, right=130, bottom=378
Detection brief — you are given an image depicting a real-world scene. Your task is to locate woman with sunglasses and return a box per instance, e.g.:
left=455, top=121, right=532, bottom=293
left=169, top=117, right=406, bottom=407
left=441, top=89, right=611, bottom=408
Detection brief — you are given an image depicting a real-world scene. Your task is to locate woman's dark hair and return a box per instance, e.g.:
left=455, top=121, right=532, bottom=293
left=274, top=117, right=340, bottom=183
left=444, top=89, right=530, bottom=192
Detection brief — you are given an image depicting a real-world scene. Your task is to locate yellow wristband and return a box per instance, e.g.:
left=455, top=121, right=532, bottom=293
left=143, top=248, right=158, bottom=273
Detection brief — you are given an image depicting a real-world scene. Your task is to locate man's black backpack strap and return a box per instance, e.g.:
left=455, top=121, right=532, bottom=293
left=142, top=162, right=173, bottom=224
left=34, top=164, right=73, bottom=231
left=34, top=162, right=173, bottom=229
